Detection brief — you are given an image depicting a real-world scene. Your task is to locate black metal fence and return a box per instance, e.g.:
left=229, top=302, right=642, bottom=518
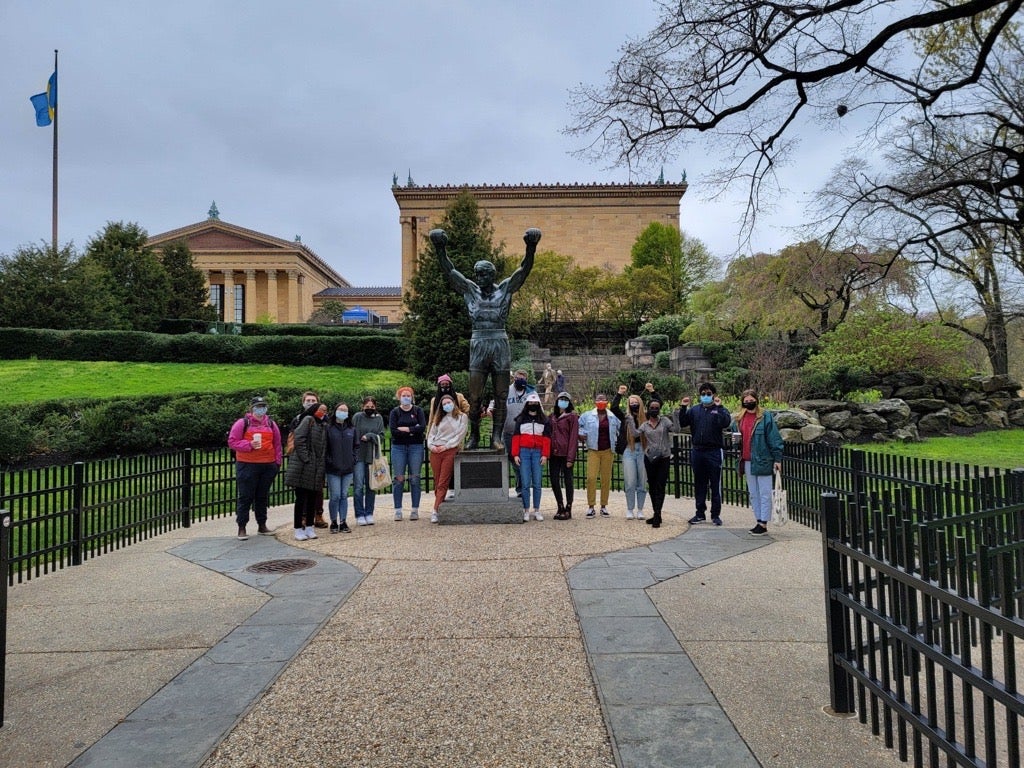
left=821, top=485, right=1024, bottom=767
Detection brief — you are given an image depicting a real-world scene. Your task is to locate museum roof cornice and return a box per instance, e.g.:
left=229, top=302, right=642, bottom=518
left=391, top=181, right=688, bottom=201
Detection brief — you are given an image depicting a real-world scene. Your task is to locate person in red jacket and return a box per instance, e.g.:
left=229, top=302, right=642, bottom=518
left=547, top=391, right=579, bottom=520
left=511, top=393, right=550, bottom=522
left=227, top=396, right=283, bottom=540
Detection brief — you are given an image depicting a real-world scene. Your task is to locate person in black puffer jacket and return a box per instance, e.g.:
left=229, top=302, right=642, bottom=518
left=285, top=401, right=328, bottom=541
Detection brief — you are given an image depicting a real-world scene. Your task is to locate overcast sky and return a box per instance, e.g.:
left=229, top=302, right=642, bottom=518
left=3, top=1, right=849, bottom=287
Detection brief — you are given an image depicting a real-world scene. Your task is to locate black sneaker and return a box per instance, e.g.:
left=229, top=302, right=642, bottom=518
left=329, top=522, right=339, bottom=534
left=339, top=521, right=351, bottom=533
left=712, top=517, right=723, bottom=527
left=749, top=523, right=768, bottom=536
left=687, top=515, right=707, bottom=524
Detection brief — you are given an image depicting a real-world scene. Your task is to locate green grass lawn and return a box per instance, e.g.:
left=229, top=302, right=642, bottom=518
left=859, top=429, right=1024, bottom=469
left=0, top=360, right=408, bottom=404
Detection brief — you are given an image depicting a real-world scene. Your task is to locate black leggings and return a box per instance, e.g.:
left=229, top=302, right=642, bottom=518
left=644, top=455, right=670, bottom=515
left=548, top=455, right=574, bottom=508
left=293, top=487, right=319, bottom=528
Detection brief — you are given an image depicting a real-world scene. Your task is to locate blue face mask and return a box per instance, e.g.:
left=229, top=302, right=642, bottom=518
left=400, top=396, right=412, bottom=406
left=557, top=399, right=569, bottom=410
left=253, top=406, right=268, bottom=417
left=700, top=394, right=714, bottom=405
left=442, top=402, right=455, bottom=413
left=336, top=410, right=348, bottom=421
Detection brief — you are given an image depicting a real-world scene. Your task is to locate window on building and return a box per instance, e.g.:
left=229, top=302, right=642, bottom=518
left=233, top=285, right=244, bottom=324
left=209, top=285, right=224, bottom=320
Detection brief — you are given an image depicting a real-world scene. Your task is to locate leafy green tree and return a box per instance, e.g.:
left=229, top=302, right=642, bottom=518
left=0, top=242, right=109, bottom=329
left=402, top=191, right=508, bottom=377
left=308, top=300, right=347, bottom=325
left=82, top=222, right=171, bottom=331
left=629, top=223, right=715, bottom=312
left=803, top=308, right=974, bottom=391
left=160, top=240, right=216, bottom=321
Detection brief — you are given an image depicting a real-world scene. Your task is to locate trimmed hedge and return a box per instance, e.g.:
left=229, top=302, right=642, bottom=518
left=0, top=328, right=404, bottom=369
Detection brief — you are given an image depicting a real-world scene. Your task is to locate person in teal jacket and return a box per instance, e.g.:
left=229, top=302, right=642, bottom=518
left=730, top=389, right=783, bottom=536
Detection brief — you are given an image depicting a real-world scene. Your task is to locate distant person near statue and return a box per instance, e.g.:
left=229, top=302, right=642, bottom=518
left=431, top=226, right=541, bottom=450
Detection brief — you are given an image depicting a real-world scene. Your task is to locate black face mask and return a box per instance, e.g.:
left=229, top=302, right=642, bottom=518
left=743, top=402, right=757, bottom=411
left=648, top=408, right=661, bottom=418
left=364, top=408, right=376, bottom=416
left=629, top=403, right=640, bottom=413
left=440, top=386, right=452, bottom=395
left=527, top=407, right=540, bottom=416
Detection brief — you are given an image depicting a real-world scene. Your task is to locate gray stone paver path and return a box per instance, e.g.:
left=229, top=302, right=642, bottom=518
left=570, top=525, right=767, bottom=767
left=67, top=535, right=363, bottom=768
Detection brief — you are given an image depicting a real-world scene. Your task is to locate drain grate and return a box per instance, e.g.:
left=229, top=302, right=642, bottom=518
left=246, top=558, right=317, bottom=574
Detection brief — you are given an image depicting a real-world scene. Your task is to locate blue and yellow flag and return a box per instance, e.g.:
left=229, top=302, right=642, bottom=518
left=29, top=71, right=57, bottom=127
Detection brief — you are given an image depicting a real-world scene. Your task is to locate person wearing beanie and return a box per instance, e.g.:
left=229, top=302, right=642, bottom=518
left=428, top=373, right=470, bottom=425
left=547, top=391, right=579, bottom=519
left=677, top=382, right=731, bottom=526
left=389, top=385, right=427, bottom=521
left=284, top=401, right=329, bottom=541
left=511, top=393, right=550, bottom=521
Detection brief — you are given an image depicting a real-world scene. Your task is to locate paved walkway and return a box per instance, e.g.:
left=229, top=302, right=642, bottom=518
left=1, top=495, right=904, bottom=768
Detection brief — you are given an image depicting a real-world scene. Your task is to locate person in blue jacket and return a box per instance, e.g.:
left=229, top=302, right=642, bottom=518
left=730, top=389, right=784, bottom=536
left=677, top=382, right=732, bottom=526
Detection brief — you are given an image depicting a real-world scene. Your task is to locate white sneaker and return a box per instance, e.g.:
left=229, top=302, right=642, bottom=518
left=409, top=509, right=419, bottom=521
left=523, top=511, right=530, bottom=522
left=356, top=516, right=367, bottom=526
left=533, top=510, right=544, bottom=522
left=626, top=510, right=635, bottom=520
left=305, top=526, right=318, bottom=540
left=600, top=507, right=610, bottom=517
left=366, top=514, right=375, bottom=525
left=636, top=511, right=646, bottom=520
left=294, top=528, right=308, bottom=541
left=394, top=510, right=403, bottom=521
left=430, top=511, right=439, bottom=523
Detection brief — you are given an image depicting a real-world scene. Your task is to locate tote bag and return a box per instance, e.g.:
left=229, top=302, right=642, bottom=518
left=369, top=435, right=392, bottom=491
left=772, top=469, right=788, bottom=526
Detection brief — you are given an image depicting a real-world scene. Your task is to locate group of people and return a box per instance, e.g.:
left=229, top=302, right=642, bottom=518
left=228, top=376, right=784, bottom=541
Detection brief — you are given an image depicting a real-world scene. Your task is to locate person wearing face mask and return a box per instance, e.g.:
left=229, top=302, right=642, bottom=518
left=389, top=386, right=427, bottom=521
left=578, top=393, right=621, bottom=518
left=730, top=389, right=784, bottom=536
left=511, top=393, right=550, bottom=521
left=428, top=374, right=470, bottom=426
left=287, top=391, right=329, bottom=529
left=285, top=401, right=329, bottom=541
left=352, top=396, right=386, bottom=525
left=547, top=391, right=579, bottom=520
left=228, top=396, right=283, bottom=540
left=325, top=402, right=358, bottom=533
left=612, top=385, right=647, bottom=520
left=677, top=382, right=732, bottom=526
left=502, top=369, right=536, bottom=498
left=636, top=399, right=678, bottom=529
left=426, top=394, right=469, bottom=523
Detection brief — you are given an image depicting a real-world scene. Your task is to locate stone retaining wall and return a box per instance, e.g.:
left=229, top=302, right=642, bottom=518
left=778, top=373, right=1024, bottom=443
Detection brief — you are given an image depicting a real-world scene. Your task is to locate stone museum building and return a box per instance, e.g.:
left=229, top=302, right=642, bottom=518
left=392, top=180, right=688, bottom=299
left=148, top=180, right=687, bottom=325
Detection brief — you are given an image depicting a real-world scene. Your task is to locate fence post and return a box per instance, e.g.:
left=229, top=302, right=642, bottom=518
left=822, top=492, right=854, bottom=714
left=850, top=449, right=866, bottom=511
left=71, top=462, right=84, bottom=567
left=181, top=449, right=192, bottom=529
left=1009, top=468, right=1024, bottom=505
left=1, top=509, right=10, bottom=727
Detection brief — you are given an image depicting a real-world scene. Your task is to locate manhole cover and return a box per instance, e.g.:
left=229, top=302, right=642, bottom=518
left=246, top=558, right=317, bottom=574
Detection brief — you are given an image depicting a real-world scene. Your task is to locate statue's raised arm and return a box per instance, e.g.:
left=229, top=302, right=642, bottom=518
left=430, top=229, right=472, bottom=294
left=506, top=228, right=541, bottom=293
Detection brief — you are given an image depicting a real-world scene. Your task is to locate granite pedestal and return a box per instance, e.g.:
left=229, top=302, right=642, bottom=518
left=437, top=449, right=524, bottom=524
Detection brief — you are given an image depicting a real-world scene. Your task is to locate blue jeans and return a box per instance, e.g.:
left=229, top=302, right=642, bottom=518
left=353, top=460, right=376, bottom=517
left=621, top=446, right=647, bottom=512
left=518, top=447, right=543, bottom=510
left=505, top=432, right=522, bottom=494
left=235, top=461, right=278, bottom=527
left=744, top=465, right=773, bottom=523
left=326, top=471, right=353, bottom=523
left=390, top=442, right=423, bottom=510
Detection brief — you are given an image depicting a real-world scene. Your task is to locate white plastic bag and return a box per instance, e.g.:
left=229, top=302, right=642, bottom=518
left=772, top=469, right=788, bottom=526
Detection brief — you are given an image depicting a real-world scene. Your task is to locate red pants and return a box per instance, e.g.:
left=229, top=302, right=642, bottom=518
left=430, top=447, right=459, bottom=510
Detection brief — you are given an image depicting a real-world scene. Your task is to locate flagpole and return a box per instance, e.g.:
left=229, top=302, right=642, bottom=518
left=52, top=49, right=58, bottom=253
